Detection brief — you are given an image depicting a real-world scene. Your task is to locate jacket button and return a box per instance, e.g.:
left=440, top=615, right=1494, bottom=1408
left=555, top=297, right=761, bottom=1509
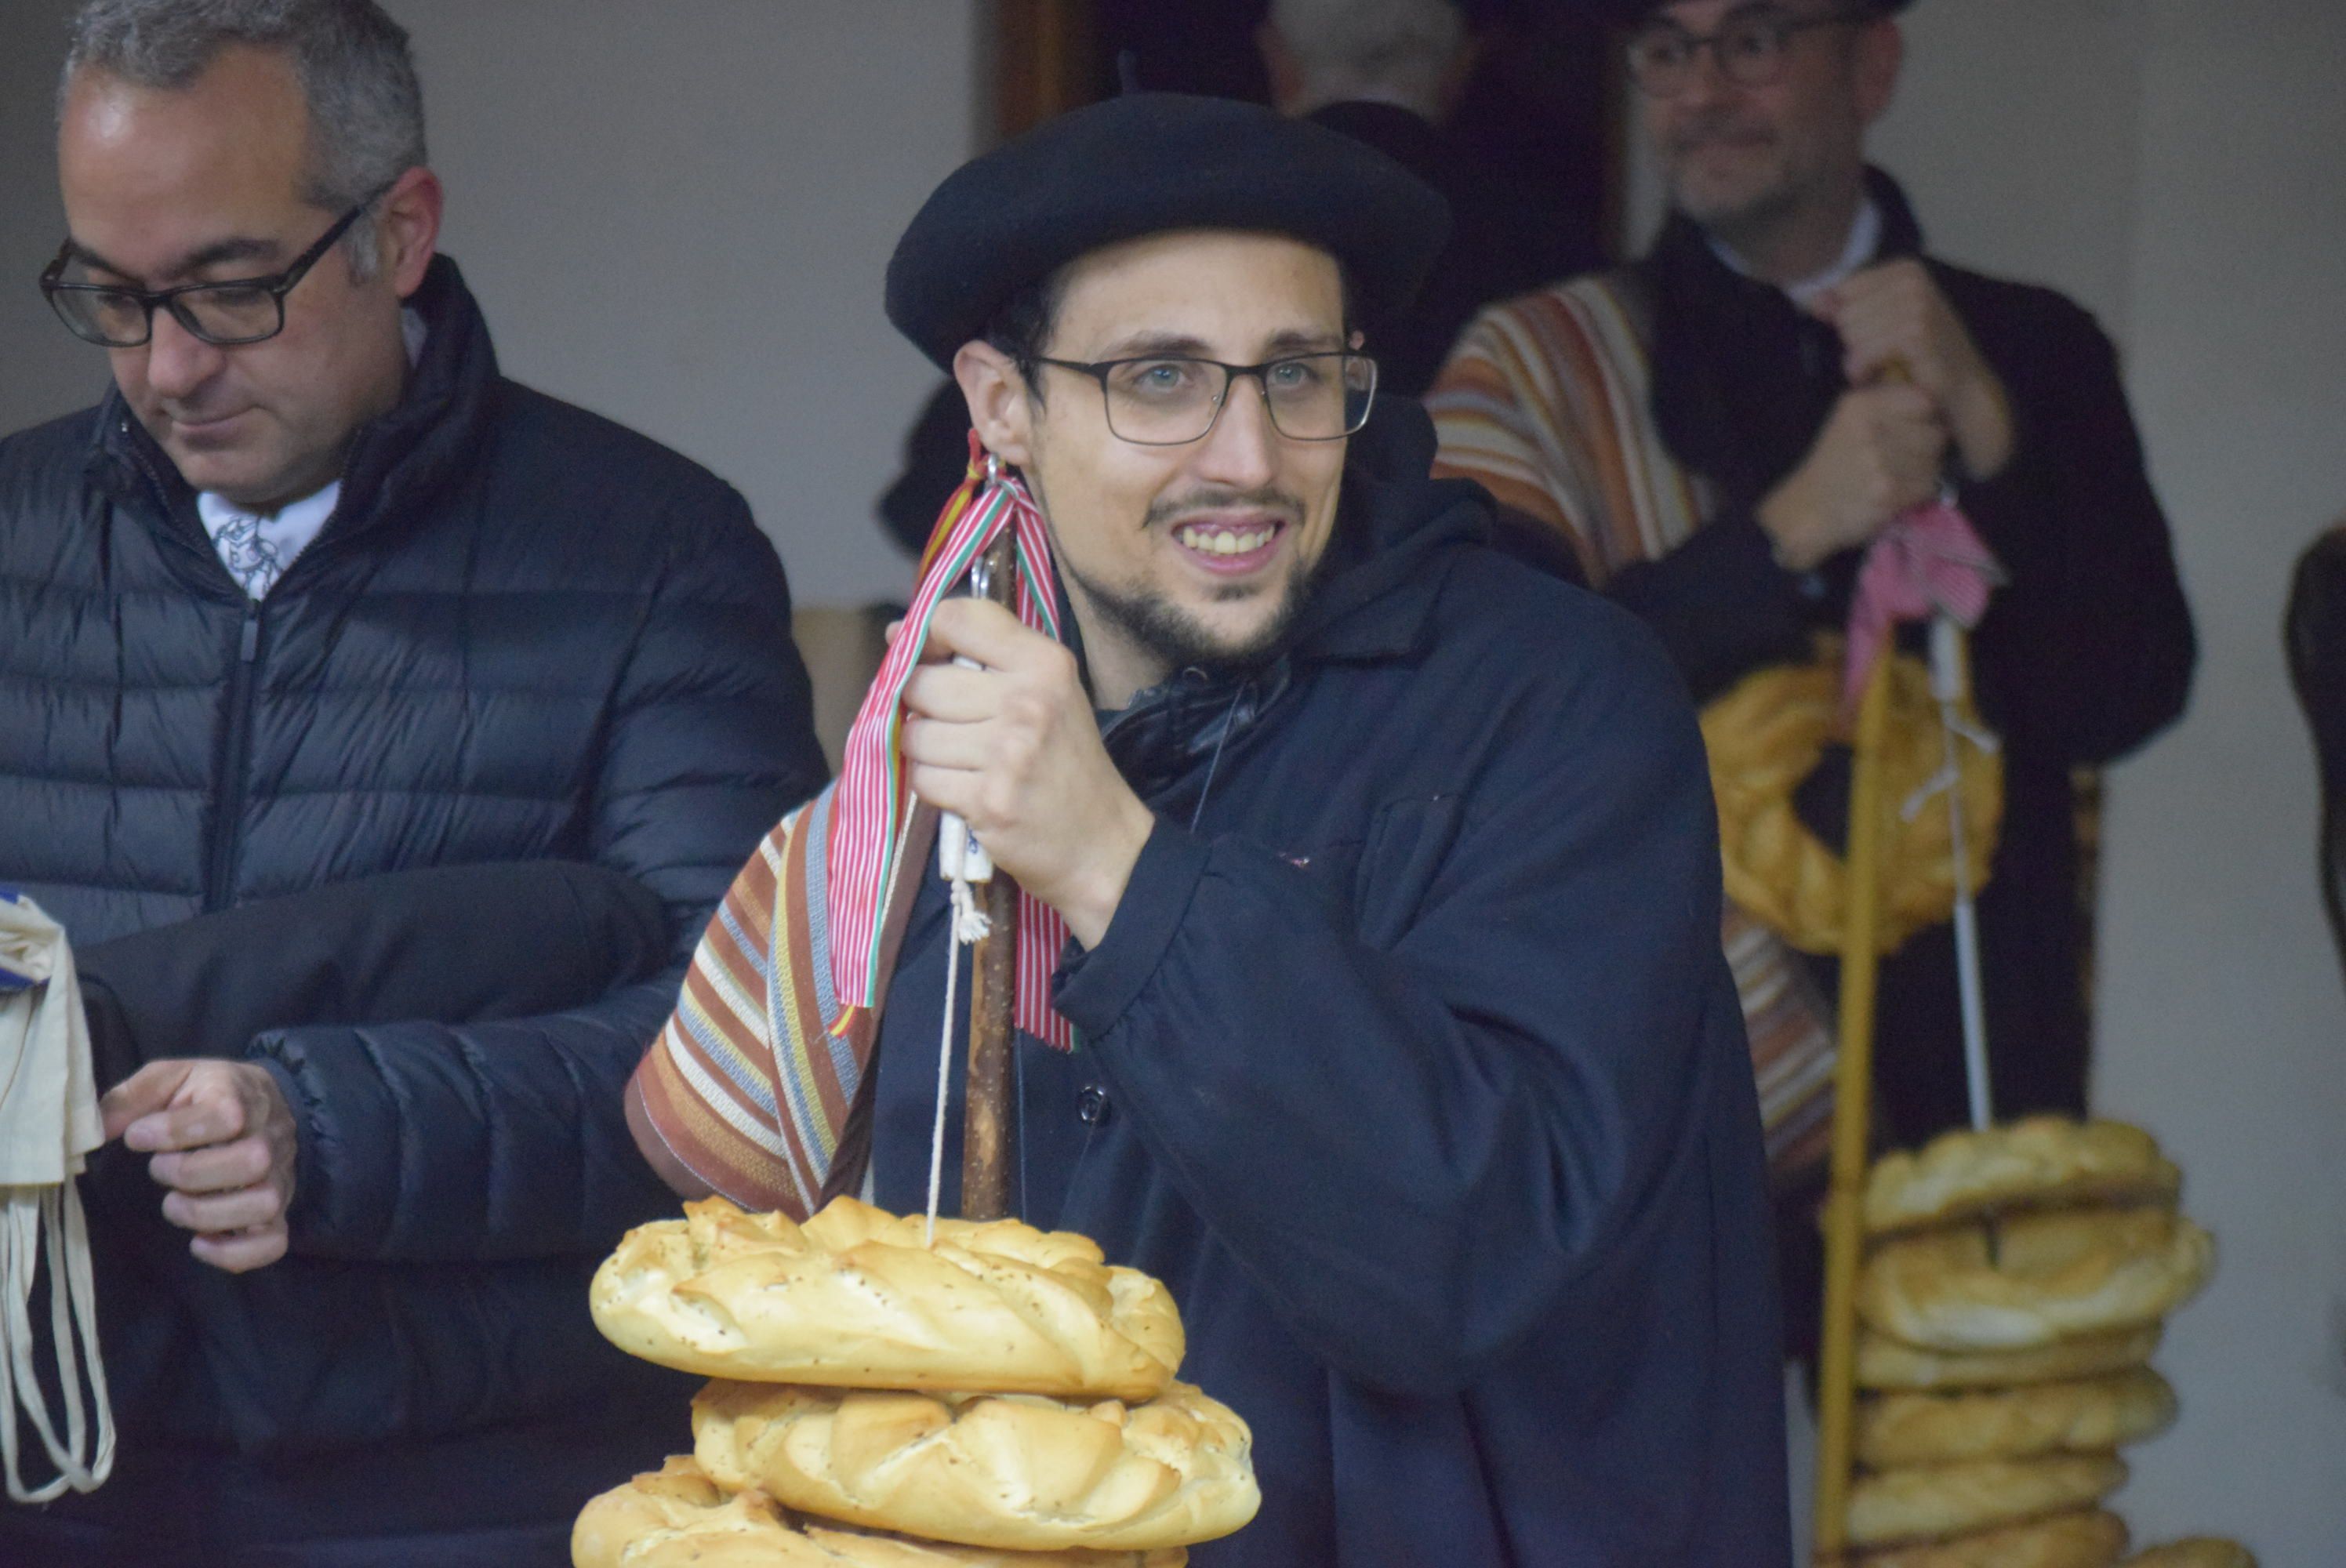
left=1076, top=1085, right=1111, bottom=1125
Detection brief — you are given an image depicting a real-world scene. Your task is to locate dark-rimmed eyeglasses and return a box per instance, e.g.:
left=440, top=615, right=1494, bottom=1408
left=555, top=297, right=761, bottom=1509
left=1625, top=7, right=1869, bottom=97
left=39, top=182, right=394, bottom=349
left=1030, top=351, right=1378, bottom=446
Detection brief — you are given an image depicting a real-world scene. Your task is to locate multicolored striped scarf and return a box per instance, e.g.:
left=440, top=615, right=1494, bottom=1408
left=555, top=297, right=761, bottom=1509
left=1426, top=274, right=1837, bottom=1181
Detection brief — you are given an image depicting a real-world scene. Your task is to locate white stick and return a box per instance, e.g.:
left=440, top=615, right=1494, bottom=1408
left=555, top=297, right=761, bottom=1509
left=1930, top=616, right=1994, bottom=1131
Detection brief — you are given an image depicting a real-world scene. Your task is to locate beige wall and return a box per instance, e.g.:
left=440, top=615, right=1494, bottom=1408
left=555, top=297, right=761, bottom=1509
left=0, top=0, right=981, bottom=607
left=0, top=0, right=104, bottom=436
left=1882, top=5, right=2346, bottom=1560
left=2091, top=5, right=2346, bottom=1559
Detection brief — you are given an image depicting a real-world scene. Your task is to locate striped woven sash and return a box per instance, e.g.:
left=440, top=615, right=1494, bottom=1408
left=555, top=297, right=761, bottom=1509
left=633, top=785, right=934, bottom=1215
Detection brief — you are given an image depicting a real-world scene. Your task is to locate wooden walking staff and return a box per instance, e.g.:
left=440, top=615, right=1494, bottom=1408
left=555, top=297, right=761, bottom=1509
left=1810, top=648, right=1893, bottom=1564
left=1809, top=350, right=2004, bottom=1559
left=958, top=531, right=1022, bottom=1222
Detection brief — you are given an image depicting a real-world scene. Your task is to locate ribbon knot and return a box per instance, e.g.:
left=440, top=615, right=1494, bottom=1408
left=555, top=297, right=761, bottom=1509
left=1843, top=496, right=2003, bottom=713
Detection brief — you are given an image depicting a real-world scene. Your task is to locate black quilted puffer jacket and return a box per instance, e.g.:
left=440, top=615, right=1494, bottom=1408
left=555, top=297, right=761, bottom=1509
left=0, top=256, right=827, bottom=1552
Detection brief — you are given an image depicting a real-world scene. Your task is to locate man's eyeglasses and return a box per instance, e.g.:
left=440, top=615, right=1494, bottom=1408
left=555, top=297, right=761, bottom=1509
left=1625, top=7, right=1868, bottom=97
left=39, top=183, right=394, bottom=350
left=1030, top=352, right=1378, bottom=446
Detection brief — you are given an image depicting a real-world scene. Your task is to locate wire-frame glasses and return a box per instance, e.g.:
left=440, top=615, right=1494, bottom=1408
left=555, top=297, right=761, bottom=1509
left=1030, top=351, right=1378, bottom=445
left=1625, top=7, right=1870, bottom=97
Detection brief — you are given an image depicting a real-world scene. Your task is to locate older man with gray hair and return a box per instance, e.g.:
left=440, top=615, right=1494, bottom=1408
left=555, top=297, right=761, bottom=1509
left=0, top=1, right=826, bottom=1563
left=1258, top=0, right=1603, bottom=401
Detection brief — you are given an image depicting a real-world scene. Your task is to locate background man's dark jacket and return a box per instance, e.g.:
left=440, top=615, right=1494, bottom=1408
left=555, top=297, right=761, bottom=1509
left=865, top=403, right=1792, bottom=1566
left=1604, top=173, right=2196, bottom=1152
left=1307, top=99, right=1603, bottom=399
left=0, top=257, right=827, bottom=1563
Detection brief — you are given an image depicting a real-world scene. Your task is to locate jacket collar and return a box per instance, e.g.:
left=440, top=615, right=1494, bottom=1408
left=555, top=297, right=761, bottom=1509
left=90, top=254, right=500, bottom=554
left=1638, top=166, right=1924, bottom=503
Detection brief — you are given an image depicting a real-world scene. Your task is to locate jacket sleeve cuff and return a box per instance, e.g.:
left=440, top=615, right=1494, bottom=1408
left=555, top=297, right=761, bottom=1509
left=246, top=1036, right=337, bottom=1242
left=1053, top=815, right=1211, bottom=1037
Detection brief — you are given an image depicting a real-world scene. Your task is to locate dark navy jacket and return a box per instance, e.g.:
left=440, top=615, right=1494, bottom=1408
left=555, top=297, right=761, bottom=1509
left=0, top=256, right=826, bottom=1559
left=870, top=403, right=1792, bottom=1566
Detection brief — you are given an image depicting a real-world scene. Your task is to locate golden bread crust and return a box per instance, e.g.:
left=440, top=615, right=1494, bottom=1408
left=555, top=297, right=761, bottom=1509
left=571, top=1456, right=1189, bottom=1567
left=1851, top=1508, right=2129, bottom=1568
left=1865, top=1119, right=2181, bottom=1236
left=1702, top=644, right=2001, bottom=956
left=692, top=1379, right=1259, bottom=1552
left=1858, top=1327, right=2163, bottom=1391
left=1855, top=1370, right=2176, bottom=1467
left=1858, top=1207, right=2213, bottom=1352
left=590, top=1198, right=1184, bottom=1400
left=1847, top=1455, right=2127, bottom=1548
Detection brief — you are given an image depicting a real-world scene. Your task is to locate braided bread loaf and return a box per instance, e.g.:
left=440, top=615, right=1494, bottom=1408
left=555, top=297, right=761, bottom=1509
left=692, top=1378, right=1258, bottom=1552
left=1855, top=1370, right=2176, bottom=1468
left=572, top=1456, right=1190, bottom=1567
left=1859, top=1207, right=2213, bottom=1352
left=1847, top=1455, right=2127, bottom=1548
left=1858, top=1326, right=2163, bottom=1392
left=590, top=1198, right=1183, bottom=1400
left=1701, top=642, right=2000, bottom=956
left=1865, top=1120, right=2181, bottom=1236
left=1853, top=1509, right=2130, bottom=1568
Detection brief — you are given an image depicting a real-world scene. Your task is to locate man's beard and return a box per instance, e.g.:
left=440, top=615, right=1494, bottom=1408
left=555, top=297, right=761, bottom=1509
left=1665, top=115, right=1798, bottom=235
left=1063, top=546, right=1322, bottom=684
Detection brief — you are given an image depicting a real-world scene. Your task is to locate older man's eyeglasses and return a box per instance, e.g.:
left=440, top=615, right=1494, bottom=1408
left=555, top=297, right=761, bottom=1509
left=1625, top=7, right=1868, bottom=97
left=39, top=184, right=392, bottom=350
left=1031, top=352, right=1378, bottom=446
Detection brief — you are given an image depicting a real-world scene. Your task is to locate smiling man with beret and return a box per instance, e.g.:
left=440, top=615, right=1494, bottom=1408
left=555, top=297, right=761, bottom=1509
left=633, top=92, right=1790, bottom=1565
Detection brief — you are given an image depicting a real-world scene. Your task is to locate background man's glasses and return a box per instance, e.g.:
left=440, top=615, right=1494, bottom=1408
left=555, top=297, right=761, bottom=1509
left=1626, top=8, right=1865, bottom=97
left=38, top=184, right=390, bottom=349
left=1032, top=351, right=1378, bottom=445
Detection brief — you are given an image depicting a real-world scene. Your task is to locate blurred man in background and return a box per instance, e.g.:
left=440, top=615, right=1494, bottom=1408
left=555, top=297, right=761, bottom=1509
left=1428, top=0, right=2194, bottom=1353
left=1259, top=0, right=1603, bottom=397
left=0, top=2, right=825, bottom=1562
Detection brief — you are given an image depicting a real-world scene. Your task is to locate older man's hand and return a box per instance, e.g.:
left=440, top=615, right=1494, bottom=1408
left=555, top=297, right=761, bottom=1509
left=1757, top=382, right=1950, bottom=572
left=102, top=1059, right=299, bottom=1273
left=899, top=596, right=1156, bottom=950
left=1812, top=259, right=2015, bottom=481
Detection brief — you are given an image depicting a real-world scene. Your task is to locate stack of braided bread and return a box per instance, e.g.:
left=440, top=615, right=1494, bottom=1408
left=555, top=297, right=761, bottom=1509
left=1847, top=1116, right=2250, bottom=1568
left=575, top=1197, right=1260, bottom=1566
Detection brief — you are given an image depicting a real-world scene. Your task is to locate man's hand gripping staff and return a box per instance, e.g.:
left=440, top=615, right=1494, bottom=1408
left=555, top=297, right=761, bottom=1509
left=899, top=596, right=1156, bottom=954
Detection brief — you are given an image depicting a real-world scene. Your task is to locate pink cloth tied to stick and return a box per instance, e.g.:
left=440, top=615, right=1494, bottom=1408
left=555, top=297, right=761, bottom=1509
left=1842, top=498, right=2002, bottom=712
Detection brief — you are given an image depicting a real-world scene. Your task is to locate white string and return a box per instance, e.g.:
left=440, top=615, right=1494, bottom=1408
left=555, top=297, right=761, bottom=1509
left=1899, top=615, right=1998, bottom=1132
left=2, top=1181, right=114, bottom=1501
left=926, top=811, right=992, bottom=1247
left=924, top=918, right=961, bottom=1250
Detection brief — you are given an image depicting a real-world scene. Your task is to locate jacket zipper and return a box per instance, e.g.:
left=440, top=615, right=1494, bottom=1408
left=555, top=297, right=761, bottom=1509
left=107, top=417, right=265, bottom=915
left=205, top=601, right=263, bottom=913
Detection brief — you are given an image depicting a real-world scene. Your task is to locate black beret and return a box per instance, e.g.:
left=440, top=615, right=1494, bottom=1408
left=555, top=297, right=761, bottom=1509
left=884, top=93, right=1451, bottom=372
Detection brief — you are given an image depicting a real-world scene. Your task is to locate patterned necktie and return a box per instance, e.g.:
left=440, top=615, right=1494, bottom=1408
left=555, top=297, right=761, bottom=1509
left=211, top=512, right=287, bottom=600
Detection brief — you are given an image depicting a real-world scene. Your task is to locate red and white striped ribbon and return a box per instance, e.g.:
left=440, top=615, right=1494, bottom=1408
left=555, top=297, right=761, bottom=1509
left=827, top=435, right=1076, bottom=1051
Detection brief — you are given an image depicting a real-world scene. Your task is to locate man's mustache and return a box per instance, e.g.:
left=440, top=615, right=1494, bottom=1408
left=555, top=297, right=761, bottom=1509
left=1143, top=486, right=1306, bottom=531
